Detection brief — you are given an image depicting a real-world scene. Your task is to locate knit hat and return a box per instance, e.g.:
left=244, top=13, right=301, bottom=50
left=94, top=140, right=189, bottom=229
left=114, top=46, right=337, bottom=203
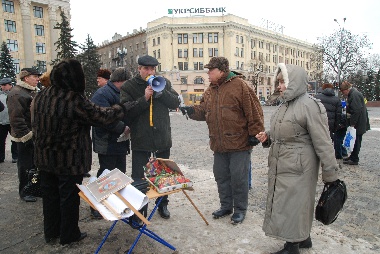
left=204, top=57, right=229, bottom=72
left=19, top=68, right=41, bottom=80
left=110, top=67, right=130, bottom=82
left=97, top=69, right=111, bottom=80
left=0, top=77, right=12, bottom=86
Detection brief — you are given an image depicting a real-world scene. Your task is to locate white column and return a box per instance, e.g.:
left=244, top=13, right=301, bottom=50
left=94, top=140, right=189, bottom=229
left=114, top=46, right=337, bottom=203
left=19, top=0, right=34, bottom=68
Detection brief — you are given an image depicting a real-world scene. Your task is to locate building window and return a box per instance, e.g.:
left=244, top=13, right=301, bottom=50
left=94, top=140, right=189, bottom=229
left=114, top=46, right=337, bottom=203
left=240, top=36, right=244, bottom=44
left=4, top=20, right=16, bottom=32
left=236, top=35, right=239, bottom=43
left=208, top=33, right=218, bottom=43
left=193, top=33, right=203, bottom=44
left=251, top=51, right=256, bottom=60
left=208, top=48, right=218, bottom=57
left=184, top=49, right=188, bottom=58
left=143, top=41, right=146, bottom=49
left=240, top=48, right=244, bottom=58
left=194, top=77, right=204, bottom=84
left=181, top=77, right=187, bottom=84
left=235, top=47, right=239, bottom=56
left=153, top=38, right=156, bottom=46
left=193, top=48, right=198, bottom=57
left=157, top=37, right=160, bottom=45
left=258, top=41, right=264, bottom=49
left=178, top=49, right=182, bottom=58
left=33, top=6, right=43, bottom=18
left=199, top=48, right=203, bottom=57
left=193, top=62, right=204, bottom=71
left=13, top=58, right=20, bottom=73
left=153, top=50, right=156, bottom=59
left=2, top=0, right=14, bottom=13
left=251, top=39, right=256, bottom=48
left=178, top=33, right=188, bottom=44
left=178, top=62, right=188, bottom=71
left=34, top=24, right=44, bottom=36
left=158, top=49, right=160, bottom=59
left=6, top=39, right=18, bottom=51
left=36, top=42, right=46, bottom=54
left=36, top=60, right=47, bottom=72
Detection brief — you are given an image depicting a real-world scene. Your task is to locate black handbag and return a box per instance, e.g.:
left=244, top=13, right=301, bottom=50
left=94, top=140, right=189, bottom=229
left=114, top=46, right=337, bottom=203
left=22, top=168, right=43, bottom=197
left=315, top=179, right=347, bottom=225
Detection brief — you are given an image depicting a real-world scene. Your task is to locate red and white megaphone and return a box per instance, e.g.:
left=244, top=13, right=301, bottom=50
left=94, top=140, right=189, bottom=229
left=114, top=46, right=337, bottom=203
left=146, top=75, right=166, bottom=92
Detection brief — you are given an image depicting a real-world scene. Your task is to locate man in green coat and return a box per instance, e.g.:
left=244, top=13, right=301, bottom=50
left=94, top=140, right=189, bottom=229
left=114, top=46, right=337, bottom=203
left=120, top=55, right=180, bottom=219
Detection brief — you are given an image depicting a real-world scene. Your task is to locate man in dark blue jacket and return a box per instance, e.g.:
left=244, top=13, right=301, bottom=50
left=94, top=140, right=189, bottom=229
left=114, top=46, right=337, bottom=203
left=90, top=67, right=132, bottom=218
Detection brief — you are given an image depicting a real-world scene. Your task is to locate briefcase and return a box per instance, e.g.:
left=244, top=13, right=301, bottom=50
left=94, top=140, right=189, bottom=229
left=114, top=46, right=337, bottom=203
left=315, top=179, right=347, bottom=225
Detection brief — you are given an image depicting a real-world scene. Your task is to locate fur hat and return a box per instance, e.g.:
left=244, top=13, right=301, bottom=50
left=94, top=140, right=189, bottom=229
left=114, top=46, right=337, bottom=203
left=19, top=68, right=41, bottom=80
left=340, top=81, right=352, bottom=91
left=39, top=71, right=51, bottom=88
left=137, top=55, right=159, bottom=66
left=50, top=59, right=85, bottom=92
left=97, top=69, right=111, bottom=80
left=205, top=57, right=229, bottom=72
left=110, top=67, right=130, bottom=82
left=322, top=83, right=333, bottom=90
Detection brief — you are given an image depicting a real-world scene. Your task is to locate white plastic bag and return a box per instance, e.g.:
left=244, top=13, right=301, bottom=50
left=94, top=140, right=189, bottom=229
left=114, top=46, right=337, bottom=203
left=343, top=126, right=356, bottom=153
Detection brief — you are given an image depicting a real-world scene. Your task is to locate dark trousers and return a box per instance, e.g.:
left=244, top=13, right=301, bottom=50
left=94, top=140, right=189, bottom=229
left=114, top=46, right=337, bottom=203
left=131, top=149, right=170, bottom=206
left=0, top=124, right=18, bottom=161
left=334, top=128, right=348, bottom=159
left=40, top=170, right=84, bottom=245
left=213, top=150, right=251, bottom=214
left=349, top=134, right=363, bottom=163
left=97, top=154, right=127, bottom=177
left=17, top=141, right=34, bottom=197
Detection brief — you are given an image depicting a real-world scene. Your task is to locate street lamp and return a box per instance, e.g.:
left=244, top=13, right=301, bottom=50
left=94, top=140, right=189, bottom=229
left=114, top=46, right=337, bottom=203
left=334, top=18, right=346, bottom=87
left=116, top=47, right=127, bottom=67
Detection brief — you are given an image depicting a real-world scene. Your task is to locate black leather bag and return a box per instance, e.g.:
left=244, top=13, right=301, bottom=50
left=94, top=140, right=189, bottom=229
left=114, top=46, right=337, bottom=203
left=315, top=179, right=347, bottom=225
left=22, top=168, right=43, bottom=197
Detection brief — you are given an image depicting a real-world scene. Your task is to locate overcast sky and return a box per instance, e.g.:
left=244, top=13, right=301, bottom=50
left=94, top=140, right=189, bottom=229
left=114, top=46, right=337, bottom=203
left=70, top=0, right=380, bottom=54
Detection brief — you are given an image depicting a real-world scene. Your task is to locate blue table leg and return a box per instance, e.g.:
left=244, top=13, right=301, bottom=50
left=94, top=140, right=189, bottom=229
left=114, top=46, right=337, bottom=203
left=95, top=220, right=118, bottom=254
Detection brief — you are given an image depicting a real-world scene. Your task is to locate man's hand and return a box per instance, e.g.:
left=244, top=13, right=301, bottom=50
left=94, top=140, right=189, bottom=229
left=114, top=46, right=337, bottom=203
left=123, top=126, right=131, bottom=136
left=145, top=86, right=154, bottom=101
left=248, top=136, right=260, bottom=146
left=179, top=106, right=194, bottom=116
left=255, top=132, right=268, bottom=143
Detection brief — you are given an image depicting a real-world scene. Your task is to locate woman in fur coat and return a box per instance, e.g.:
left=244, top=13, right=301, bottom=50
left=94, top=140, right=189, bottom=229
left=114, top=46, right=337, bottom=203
left=32, top=59, right=135, bottom=245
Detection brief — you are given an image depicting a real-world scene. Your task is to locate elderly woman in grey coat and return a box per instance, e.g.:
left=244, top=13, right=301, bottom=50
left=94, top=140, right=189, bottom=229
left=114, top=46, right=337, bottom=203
left=256, top=64, right=339, bottom=254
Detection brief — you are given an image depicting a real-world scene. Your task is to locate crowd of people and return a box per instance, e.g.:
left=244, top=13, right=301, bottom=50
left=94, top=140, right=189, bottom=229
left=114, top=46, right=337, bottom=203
left=1, top=55, right=370, bottom=253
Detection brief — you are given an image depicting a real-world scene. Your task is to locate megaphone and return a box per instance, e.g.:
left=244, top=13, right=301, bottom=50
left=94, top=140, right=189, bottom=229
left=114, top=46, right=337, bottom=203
left=146, top=75, right=166, bottom=92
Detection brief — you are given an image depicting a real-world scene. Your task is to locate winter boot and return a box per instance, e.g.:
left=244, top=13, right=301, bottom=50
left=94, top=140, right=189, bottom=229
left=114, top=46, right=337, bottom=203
left=271, top=242, right=300, bottom=254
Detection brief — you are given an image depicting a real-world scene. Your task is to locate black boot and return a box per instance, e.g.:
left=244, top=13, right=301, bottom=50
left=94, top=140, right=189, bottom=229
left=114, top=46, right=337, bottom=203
left=271, top=242, right=300, bottom=254
left=299, top=236, right=312, bottom=248
left=158, top=205, right=170, bottom=219
left=90, top=207, right=102, bottom=219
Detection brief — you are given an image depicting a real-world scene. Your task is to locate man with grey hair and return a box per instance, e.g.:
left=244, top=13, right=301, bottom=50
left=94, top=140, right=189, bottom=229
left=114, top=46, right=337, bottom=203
left=7, top=68, right=41, bottom=202
left=90, top=67, right=132, bottom=218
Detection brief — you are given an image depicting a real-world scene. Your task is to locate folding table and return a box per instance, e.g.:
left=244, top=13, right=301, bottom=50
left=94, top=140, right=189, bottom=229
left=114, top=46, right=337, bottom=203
left=79, top=187, right=208, bottom=254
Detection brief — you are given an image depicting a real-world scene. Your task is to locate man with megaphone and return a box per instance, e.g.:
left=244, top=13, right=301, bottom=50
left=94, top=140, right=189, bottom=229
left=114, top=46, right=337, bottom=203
left=120, top=55, right=180, bottom=219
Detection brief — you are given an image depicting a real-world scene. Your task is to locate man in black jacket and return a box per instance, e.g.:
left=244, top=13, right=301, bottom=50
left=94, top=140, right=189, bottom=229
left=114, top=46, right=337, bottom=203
left=120, top=55, right=180, bottom=219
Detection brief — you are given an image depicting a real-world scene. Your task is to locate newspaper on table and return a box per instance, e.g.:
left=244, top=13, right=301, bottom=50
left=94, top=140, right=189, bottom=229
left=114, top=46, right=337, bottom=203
left=77, top=169, right=149, bottom=221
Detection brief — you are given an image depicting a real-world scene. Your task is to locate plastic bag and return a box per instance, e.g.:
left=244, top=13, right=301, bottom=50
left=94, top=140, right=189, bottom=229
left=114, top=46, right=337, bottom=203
left=343, top=126, right=356, bottom=153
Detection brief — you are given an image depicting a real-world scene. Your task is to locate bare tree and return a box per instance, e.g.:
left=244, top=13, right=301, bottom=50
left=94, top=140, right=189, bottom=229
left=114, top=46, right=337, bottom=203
left=312, top=29, right=372, bottom=83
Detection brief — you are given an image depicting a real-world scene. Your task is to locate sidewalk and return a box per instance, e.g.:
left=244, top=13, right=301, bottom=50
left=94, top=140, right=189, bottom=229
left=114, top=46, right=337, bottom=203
left=0, top=107, right=379, bottom=254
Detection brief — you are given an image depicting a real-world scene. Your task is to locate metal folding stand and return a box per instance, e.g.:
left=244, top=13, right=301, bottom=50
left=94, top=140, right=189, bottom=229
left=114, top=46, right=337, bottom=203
left=95, top=196, right=175, bottom=254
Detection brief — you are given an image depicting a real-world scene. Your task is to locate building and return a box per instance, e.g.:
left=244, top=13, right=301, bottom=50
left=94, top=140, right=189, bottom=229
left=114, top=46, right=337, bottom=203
left=98, top=14, right=318, bottom=99
left=1, top=0, right=69, bottom=74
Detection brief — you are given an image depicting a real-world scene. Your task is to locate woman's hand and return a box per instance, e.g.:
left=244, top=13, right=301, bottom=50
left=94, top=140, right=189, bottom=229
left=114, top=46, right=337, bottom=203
left=255, top=132, right=268, bottom=143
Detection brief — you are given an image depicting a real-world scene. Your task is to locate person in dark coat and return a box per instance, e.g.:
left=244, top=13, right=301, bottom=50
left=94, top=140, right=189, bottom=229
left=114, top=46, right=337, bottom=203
left=340, top=81, right=370, bottom=165
left=7, top=67, right=41, bottom=202
left=90, top=67, right=132, bottom=219
left=315, top=83, right=342, bottom=140
left=32, top=59, right=136, bottom=245
left=120, top=55, right=180, bottom=219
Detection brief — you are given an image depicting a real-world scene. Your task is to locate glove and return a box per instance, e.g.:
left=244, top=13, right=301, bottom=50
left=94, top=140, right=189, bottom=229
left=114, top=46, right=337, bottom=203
left=248, top=136, right=260, bottom=146
left=179, top=106, right=194, bottom=116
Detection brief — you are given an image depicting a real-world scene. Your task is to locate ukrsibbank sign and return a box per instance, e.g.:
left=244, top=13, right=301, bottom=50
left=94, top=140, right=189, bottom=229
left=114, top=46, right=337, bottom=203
left=168, top=7, right=226, bottom=15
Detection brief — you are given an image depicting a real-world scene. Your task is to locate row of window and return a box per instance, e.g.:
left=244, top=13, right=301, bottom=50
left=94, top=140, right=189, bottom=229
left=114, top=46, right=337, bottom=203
left=2, top=0, right=44, bottom=18
left=6, top=39, right=46, bottom=54
left=179, top=77, right=204, bottom=85
left=177, top=33, right=219, bottom=44
left=4, top=19, right=45, bottom=36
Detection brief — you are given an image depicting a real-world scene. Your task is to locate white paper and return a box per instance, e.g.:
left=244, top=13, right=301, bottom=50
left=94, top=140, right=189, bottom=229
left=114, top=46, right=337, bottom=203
left=117, top=133, right=130, bottom=142
left=78, top=169, right=149, bottom=221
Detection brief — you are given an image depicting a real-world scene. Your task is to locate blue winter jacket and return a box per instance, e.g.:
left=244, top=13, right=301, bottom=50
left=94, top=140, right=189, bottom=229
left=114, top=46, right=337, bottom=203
left=91, top=81, right=129, bottom=155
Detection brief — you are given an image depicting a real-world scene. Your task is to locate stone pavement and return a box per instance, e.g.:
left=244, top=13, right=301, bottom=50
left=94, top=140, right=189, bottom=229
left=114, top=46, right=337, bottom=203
left=0, top=106, right=379, bottom=254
